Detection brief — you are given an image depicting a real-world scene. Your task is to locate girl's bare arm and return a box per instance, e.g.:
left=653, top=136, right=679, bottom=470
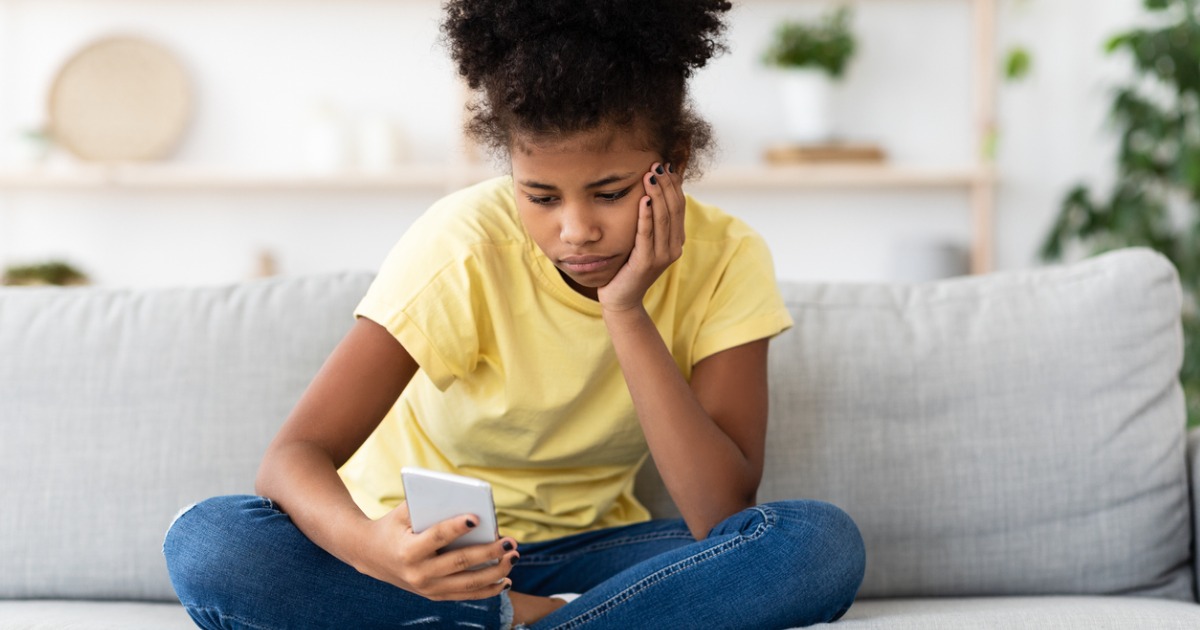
left=255, top=317, right=517, bottom=599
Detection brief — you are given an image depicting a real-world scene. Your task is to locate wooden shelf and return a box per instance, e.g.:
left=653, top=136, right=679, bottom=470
left=692, top=164, right=993, bottom=189
left=0, top=163, right=456, bottom=192
left=0, top=0, right=998, bottom=273
left=0, top=162, right=993, bottom=192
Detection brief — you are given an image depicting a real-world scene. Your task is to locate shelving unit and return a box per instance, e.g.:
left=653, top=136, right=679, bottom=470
left=0, top=0, right=998, bottom=274
left=0, top=162, right=993, bottom=192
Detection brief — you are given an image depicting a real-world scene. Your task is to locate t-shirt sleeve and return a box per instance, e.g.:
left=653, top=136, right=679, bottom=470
left=692, top=233, right=794, bottom=364
left=353, top=216, right=484, bottom=391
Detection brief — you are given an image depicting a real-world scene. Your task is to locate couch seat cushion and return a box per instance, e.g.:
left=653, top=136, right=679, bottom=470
left=0, top=600, right=195, bottom=629
left=829, top=596, right=1200, bottom=629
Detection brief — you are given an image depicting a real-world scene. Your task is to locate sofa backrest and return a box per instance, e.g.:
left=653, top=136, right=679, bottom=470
left=638, top=247, right=1194, bottom=601
left=2, top=247, right=1191, bottom=604
left=0, top=272, right=374, bottom=601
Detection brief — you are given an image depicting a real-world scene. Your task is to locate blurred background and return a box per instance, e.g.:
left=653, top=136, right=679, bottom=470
left=0, top=0, right=1151, bottom=288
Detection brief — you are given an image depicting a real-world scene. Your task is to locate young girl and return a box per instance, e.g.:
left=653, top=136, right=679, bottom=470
left=164, top=1, right=865, bottom=627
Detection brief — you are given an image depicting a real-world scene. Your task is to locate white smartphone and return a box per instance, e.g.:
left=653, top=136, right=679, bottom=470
left=400, top=466, right=500, bottom=567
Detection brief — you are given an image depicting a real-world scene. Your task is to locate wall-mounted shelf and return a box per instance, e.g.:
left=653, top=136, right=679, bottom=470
left=0, top=0, right=999, bottom=278
left=0, top=162, right=994, bottom=192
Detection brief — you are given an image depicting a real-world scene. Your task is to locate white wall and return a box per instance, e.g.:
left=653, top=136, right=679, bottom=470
left=0, top=0, right=1142, bottom=287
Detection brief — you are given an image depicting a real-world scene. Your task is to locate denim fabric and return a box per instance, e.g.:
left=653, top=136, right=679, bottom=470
left=164, top=495, right=865, bottom=629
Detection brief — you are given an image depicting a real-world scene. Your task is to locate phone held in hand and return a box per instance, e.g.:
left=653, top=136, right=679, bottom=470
left=400, top=466, right=500, bottom=567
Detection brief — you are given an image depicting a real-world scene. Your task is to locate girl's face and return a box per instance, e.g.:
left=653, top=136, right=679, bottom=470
left=511, top=128, right=660, bottom=300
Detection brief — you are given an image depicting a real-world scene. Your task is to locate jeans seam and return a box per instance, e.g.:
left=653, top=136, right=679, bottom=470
left=519, top=531, right=696, bottom=566
left=546, top=506, right=777, bottom=629
left=184, top=604, right=279, bottom=630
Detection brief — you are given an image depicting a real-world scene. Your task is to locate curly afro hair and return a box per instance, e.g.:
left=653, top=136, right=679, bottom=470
left=441, top=0, right=733, bottom=179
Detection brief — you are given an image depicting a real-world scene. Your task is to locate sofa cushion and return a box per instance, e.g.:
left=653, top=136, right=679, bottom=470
left=1190, top=426, right=1200, bottom=601
left=6, top=596, right=1197, bottom=630
left=0, top=272, right=374, bottom=601
left=751, top=247, right=1193, bottom=600
left=833, top=596, right=1200, bottom=629
left=0, top=601, right=195, bottom=630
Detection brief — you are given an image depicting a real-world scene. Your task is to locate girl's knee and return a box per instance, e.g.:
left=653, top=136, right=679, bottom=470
left=804, top=500, right=864, bottom=552
left=163, top=495, right=275, bottom=602
left=164, top=495, right=265, bottom=551
left=768, top=500, right=866, bottom=595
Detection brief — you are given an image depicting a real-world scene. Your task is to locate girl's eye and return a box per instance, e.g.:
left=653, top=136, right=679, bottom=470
left=523, top=187, right=630, bottom=206
left=598, top=188, right=631, bottom=203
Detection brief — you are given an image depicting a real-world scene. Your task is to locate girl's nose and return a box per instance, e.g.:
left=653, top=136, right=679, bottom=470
left=559, top=205, right=600, bottom=246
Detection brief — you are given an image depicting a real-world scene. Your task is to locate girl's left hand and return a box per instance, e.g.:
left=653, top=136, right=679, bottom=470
left=598, top=162, right=685, bottom=313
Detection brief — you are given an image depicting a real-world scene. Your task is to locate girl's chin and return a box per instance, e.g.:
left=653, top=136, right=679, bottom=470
left=557, top=268, right=615, bottom=296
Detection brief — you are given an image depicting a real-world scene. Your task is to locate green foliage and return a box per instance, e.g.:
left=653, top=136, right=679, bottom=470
left=762, top=6, right=856, bottom=78
left=1039, top=0, right=1200, bottom=427
left=1005, top=47, right=1033, bottom=81
left=2, top=260, right=89, bottom=286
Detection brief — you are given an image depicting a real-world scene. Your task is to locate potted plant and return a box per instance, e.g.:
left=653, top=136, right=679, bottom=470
left=762, top=5, right=857, bottom=144
left=1039, top=0, right=1200, bottom=427
left=2, top=260, right=90, bottom=286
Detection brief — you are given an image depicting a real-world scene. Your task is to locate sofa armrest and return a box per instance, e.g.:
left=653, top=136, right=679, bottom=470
left=1190, top=426, right=1200, bottom=603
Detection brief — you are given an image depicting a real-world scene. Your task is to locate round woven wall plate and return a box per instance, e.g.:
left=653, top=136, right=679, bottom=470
left=48, top=36, right=192, bottom=162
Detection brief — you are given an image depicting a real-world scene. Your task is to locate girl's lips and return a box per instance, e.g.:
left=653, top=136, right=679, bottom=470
left=560, top=255, right=617, bottom=274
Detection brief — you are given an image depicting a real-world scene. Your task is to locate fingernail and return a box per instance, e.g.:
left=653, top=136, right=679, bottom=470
left=466, top=519, right=476, bottom=528
left=510, top=554, right=520, bottom=565
left=649, top=175, right=657, bottom=185
left=502, top=581, right=512, bottom=592
left=502, top=541, right=514, bottom=552
left=655, top=164, right=664, bottom=175
left=668, top=163, right=675, bottom=173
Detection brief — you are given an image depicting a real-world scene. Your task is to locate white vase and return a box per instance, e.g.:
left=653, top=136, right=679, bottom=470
left=776, top=67, right=835, bottom=144
left=302, top=102, right=350, bottom=174
left=355, top=115, right=401, bottom=173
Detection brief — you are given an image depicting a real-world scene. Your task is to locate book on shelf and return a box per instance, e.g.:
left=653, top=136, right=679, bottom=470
left=763, top=142, right=887, bottom=165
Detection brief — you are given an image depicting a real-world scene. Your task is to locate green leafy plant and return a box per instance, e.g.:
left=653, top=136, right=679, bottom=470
left=1039, top=0, right=1200, bottom=427
left=762, top=6, right=857, bottom=78
left=1004, top=47, right=1033, bottom=81
left=2, top=260, right=90, bottom=286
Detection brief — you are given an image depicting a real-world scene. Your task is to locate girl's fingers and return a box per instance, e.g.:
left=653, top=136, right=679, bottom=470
left=411, top=514, right=482, bottom=558
left=427, top=554, right=517, bottom=598
left=425, top=537, right=517, bottom=578
left=635, top=194, right=654, bottom=265
left=663, top=163, right=686, bottom=253
left=647, top=167, right=671, bottom=261
left=439, top=578, right=511, bottom=602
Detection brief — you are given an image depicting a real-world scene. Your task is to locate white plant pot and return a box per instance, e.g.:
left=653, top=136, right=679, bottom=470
left=776, top=68, right=835, bottom=144
left=303, top=102, right=350, bottom=174
left=355, top=115, right=402, bottom=173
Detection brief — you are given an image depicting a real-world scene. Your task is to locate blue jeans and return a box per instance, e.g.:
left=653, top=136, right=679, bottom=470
left=164, top=495, right=865, bottom=629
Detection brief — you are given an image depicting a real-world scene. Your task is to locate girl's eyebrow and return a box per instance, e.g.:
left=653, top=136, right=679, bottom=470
left=519, top=172, right=638, bottom=191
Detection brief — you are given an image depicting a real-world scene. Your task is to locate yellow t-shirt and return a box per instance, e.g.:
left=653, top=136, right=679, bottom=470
left=338, top=175, right=793, bottom=542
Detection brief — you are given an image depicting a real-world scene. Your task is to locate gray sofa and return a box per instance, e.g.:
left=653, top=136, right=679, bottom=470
left=2, top=246, right=1199, bottom=628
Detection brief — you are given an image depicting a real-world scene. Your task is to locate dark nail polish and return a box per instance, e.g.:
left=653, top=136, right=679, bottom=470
left=502, top=541, right=514, bottom=552
left=655, top=164, right=664, bottom=175
left=509, top=555, right=520, bottom=565
left=668, top=163, right=675, bottom=173
left=502, top=581, right=512, bottom=592
left=649, top=175, right=657, bottom=185
left=466, top=519, right=476, bottom=528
